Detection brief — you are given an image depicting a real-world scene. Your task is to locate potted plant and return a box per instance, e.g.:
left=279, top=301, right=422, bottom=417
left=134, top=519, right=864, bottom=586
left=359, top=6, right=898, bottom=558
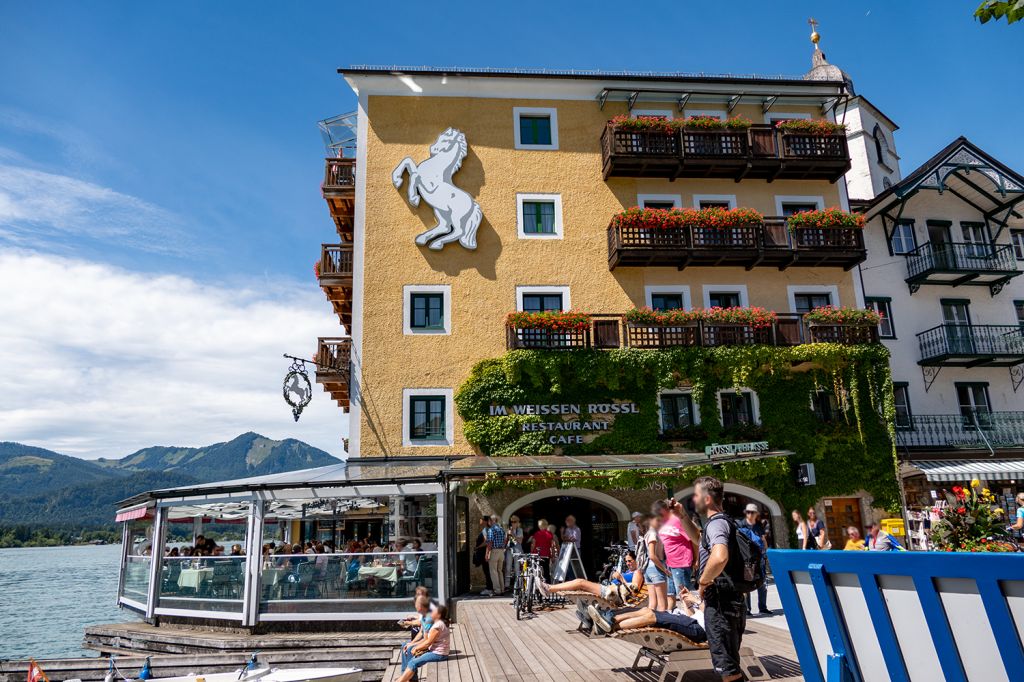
left=611, top=207, right=764, bottom=232
left=774, top=118, right=847, bottom=135
left=786, top=207, right=865, bottom=231
left=680, top=115, right=752, bottom=131
left=608, top=114, right=676, bottom=135
left=625, top=307, right=703, bottom=326
left=701, top=306, right=777, bottom=329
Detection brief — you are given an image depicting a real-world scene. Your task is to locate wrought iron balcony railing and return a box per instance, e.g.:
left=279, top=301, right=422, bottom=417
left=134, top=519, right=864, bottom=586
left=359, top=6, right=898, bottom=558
left=917, top=324, right=1024, bottom=367
left=904, top=242, right=1021, bottom=295
left=896, top=412, right=1024, bottom=450
left=607, top=218, right=865, bottom=270
left=506, top=313, right=878, bottom=351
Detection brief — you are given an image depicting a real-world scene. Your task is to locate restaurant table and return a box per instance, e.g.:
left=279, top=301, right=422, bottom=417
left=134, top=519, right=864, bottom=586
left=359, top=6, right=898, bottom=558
left=261, top=567, right=290, bottom=586
left=358, top=565, right=399, bottom=582
left=178, top=567, right=214, bottom=590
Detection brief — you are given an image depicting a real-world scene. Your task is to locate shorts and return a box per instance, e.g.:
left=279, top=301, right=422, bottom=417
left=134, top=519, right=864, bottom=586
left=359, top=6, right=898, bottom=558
left=704, top=588, right=746, bottom=677
left=644, top=564, right=667, bottom=585
left=667, top=566, right=693, bottom=596
left=654, top=610, right=707, bottom=643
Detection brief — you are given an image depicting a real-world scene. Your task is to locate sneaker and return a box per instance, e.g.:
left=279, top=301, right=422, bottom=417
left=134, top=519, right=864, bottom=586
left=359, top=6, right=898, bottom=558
left=588, top=604, right=615, bottom=634
left=758, top=609, right=773, bottom=616
left=480, top=589, right=493, bottom=597
left=537, top=581, right=551, bottom=598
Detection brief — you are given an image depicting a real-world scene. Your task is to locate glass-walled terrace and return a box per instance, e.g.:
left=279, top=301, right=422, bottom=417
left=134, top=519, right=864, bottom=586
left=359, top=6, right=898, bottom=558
left=116, top=489, right=444, bottom=623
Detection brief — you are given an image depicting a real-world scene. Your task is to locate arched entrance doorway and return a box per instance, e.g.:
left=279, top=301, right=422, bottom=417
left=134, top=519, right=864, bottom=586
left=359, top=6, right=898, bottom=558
left=502, top=488, right=630, bottom=579
left=674, top=482, right=784, bottom=548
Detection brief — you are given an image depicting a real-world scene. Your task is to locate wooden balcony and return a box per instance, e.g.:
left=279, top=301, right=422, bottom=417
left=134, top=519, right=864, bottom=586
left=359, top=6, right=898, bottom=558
left=601, top=123, right=850, bottom=182
left=905, top=242, right=1021, bottom=295
left=917, top=324, right=1024, bottom=367
left=506, top=314, right=878, bottom=351
left=607, top=218, right=865, bottom=270
left=322, top=158, right=355, bottom=241
left=317, top=244, right=353, bottom=329
left=314, top=337, right=351, bottom=409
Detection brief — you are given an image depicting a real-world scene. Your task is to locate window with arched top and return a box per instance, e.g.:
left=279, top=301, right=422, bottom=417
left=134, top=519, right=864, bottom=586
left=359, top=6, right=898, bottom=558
left=873, top=125, right=889, bottom=165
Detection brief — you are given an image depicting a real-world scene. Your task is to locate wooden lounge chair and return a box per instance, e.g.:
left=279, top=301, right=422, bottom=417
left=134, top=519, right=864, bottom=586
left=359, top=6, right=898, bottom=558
left=612, top=627, right=767, bottom=682
left=559, top=590, right=617, bottom=636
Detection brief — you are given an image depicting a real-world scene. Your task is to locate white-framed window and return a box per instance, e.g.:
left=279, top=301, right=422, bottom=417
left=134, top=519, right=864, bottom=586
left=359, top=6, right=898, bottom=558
left=693, top=194, right=737, bottom=210
left=765, top=111, right=813, bottom=124
left=516, top=285, right=570, bottom=312
left=658, top=390, right=700, bottom=432
left=637, top=194, right=683, bottom=210
left=788, top=285, right=840, bottom=313
left=513, top=107, right=558, bottom=150
left=402, top=388, right=454, bottom=447
left=403, top=285, right=452, bottom=335
left=1012, top=229, right=1024, bottom=261
left=702, top=285, right=749, bottom=309
left=632, top=109, right=674, bottom=120
left=890, top=221, right=917, bottom=255
left=717, top=388, right=760, bottom=428
left=684, top=109, right=726, bottom=120
left=644, top=285, right=691, bottom=311
left=775, top=195, right=825, bottom=216
left=865, top=297, right=895, bottom=338
left=516, top=193, right=563, bottom=239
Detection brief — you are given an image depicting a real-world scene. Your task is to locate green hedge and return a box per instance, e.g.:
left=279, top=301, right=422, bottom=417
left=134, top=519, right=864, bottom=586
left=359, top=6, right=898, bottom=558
left=455, top=344, right=900, bottom=514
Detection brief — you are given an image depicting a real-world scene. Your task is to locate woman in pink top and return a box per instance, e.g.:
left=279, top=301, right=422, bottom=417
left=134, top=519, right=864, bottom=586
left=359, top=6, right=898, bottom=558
left=652, top=498, right=695, bottom=609
left=399, top=602, right=449, bottom=681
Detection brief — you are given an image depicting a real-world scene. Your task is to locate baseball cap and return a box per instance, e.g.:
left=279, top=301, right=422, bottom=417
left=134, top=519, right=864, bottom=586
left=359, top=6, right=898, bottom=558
left=744, top=504, right=760, bottom=513
left=631, top=511, right=642, bottom=518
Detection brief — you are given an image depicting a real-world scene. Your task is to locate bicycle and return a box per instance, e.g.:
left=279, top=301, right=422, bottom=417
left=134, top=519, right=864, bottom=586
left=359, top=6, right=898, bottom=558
left=511, top=552, right=542, bottom=620
left=596, top=543, right=629, bottom=584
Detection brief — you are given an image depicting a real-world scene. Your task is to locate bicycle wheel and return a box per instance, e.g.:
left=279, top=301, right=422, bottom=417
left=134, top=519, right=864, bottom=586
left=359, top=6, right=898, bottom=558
left=515, top=574, right=526, bottom=620
left=525, top=575, right=536, bottom=613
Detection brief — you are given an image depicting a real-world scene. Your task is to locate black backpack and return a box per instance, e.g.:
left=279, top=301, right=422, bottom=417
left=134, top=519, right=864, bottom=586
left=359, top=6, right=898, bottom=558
left=698, top=512, right=765, bottom=594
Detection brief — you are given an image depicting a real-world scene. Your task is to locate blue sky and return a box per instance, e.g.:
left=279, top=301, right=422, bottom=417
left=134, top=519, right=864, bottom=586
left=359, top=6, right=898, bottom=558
left=0, top=2, right=1020, bottom=458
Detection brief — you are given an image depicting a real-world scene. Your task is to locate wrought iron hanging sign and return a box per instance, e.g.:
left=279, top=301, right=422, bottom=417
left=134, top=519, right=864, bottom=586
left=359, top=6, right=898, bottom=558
left=282, top=357, right=313, bottom=422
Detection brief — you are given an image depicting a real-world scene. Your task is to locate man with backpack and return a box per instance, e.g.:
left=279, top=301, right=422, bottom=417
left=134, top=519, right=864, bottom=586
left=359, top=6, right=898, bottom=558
left=680, top=476, right=763, bottom=682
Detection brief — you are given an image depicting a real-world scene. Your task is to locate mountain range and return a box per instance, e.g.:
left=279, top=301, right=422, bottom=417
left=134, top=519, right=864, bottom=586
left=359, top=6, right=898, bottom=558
left=0, top=433, right=340, bottom=529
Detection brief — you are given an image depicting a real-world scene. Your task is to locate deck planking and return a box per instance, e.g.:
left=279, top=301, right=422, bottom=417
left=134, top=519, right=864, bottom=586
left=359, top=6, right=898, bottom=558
left=382, top=597, right=804, bottom=681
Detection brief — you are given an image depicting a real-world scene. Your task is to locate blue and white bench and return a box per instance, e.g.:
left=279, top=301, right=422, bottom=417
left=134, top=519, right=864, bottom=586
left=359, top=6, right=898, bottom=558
left=768, top=549, right=1024, bottom=682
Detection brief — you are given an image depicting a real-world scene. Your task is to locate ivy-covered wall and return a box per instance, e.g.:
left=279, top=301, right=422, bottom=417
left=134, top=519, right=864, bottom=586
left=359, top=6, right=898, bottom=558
left=455, top=344, right=900, bottom=515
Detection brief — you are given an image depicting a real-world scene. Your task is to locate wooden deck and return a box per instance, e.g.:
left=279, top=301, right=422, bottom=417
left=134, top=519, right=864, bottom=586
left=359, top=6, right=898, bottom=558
left=382, top=597, right=803, bottom=682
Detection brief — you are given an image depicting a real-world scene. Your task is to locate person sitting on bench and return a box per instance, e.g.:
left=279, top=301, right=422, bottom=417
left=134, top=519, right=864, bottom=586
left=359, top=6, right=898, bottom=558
left=537, top=551, right=644, bottom=606
left=589, top=590, right=707, bottom=643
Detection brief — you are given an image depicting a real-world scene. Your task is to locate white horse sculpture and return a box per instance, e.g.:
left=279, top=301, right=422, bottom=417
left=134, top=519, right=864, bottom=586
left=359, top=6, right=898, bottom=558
left=392, top=127, right=483, bottom=251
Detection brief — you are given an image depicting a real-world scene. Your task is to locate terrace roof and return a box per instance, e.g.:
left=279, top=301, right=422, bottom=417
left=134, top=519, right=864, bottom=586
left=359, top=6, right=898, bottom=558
left=116, top=449, right=792, bottom=513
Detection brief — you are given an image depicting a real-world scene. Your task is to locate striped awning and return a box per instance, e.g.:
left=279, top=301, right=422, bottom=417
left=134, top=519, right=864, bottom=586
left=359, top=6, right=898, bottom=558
left=912, top=459, right=1024, bottom=483
left=114, top=504, right=151, bottom=522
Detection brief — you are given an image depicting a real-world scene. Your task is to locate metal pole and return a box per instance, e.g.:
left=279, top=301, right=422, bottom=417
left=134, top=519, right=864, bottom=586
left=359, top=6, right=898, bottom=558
left=436, top=490, right=448, bottom=604
left=145, top=506, right=167, bottom=620
left=242, top=499, right=265, bottom=627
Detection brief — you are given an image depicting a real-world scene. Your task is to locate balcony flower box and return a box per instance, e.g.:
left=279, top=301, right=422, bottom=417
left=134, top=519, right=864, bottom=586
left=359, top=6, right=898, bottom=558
left=612, top=207, right=764, bottom=232
left=774, top=119, right=847, bottom=135
left=702, top=306, right=777, bottom=329
left=506, top=310, right=591, bottom=332
left=786, top=207, right=865, bottom=232
left=803, top=306, right=881, bottom=326
left=313, top=260, right=321, bottom=278
left=608, top=115, right=752, bottom=134
left=626, top=307, right=702, bottom=325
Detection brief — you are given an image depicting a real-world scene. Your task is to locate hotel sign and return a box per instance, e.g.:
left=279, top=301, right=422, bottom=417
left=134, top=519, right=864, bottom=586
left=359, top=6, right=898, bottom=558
left=488, top=402, right=640, bottom=445
left=704, top=441, right=770, bottom=457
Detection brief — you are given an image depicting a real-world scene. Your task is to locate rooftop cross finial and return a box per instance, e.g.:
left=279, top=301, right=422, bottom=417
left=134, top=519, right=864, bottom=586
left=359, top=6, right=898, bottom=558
left=808, top=17, right=821, bottom=45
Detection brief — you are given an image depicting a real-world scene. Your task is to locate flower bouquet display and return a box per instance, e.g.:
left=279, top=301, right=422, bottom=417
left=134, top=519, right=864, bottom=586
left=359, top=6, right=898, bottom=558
left=929, top=480, right=1018, bottom=552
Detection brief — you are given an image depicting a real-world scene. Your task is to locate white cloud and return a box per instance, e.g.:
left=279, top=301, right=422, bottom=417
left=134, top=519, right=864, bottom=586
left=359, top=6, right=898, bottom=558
left=0, top=250, right=347, bottom=460
left=0, top=163, right=194, bottom=255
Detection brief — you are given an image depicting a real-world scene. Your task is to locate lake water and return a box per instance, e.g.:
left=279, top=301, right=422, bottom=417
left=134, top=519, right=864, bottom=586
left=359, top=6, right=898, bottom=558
left=0, top=544, right=133, bottom=659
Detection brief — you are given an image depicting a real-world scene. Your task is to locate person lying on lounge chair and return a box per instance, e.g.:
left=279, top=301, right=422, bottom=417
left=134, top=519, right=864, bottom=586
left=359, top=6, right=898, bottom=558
left=588, top=590, right=707, bottom=643
left=537, top=552, right=644, bottom=606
